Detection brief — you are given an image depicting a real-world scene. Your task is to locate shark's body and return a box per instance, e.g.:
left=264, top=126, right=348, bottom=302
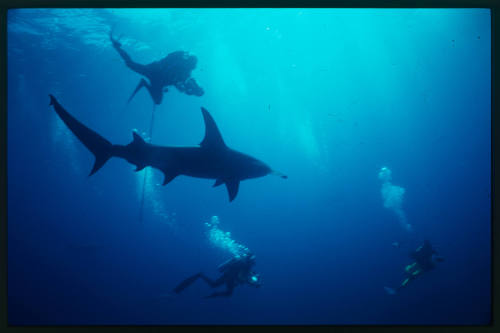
left=48, top=95, right=286, bottom=201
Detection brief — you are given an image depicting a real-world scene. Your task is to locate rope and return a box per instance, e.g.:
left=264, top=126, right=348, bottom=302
left=139, top=103, right=156, bottom=224
left=148, top=104, right=156, bottom=140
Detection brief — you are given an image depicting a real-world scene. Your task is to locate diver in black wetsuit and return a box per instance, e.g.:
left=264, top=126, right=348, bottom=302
left=110, top=32, right=204, bottom=105
left=173, top=253, right=262, bottom=298
left=385, top=240, right=444, bottom=295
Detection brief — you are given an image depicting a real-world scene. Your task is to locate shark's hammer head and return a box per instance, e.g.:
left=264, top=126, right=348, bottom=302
left=230, top=150, right=287, bottom=181
left=245, top=155, right=273, bottom=179
left=226, top=150, right=272, bottom=181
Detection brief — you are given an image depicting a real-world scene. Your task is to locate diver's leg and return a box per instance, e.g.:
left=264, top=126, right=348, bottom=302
left=405, top=262, right=417, bottom=274
left=386, top=269, right=418, bottom=295
left=204, top=290, right=234, bottom=298
left=392, top=262, right=417, bottom=292
left=128, top=78, right=155, bottom=104
left=396, top=273, right=419, bottom=292
left=199, top=274, right=225, bottom=288
left=173, top=273, right=202, bottom=294
left=141, top=80, right=159, bottom=103
left=398, top=278, right=411, bottom=290
left=384, top=278, right=410, bottom=295
left=204, top=283, right=235, bottom=298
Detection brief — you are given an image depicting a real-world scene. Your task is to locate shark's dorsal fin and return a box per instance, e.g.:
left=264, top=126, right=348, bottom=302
left=200, top=107, right=226, bottom=149
left=132, top=132, right=146, bottom=146
left=225, top=180, right=240, bottom=202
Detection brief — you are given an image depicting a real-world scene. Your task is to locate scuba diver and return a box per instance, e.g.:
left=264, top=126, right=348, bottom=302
left=385, top=240, right=444, bottom=295
left=110, top=31, right=204, bottom=105
left=173, top=253, right=262, bottom=298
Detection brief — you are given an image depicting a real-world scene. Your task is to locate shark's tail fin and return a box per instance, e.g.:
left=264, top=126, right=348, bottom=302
left=49, top=95, right=113, bottom=176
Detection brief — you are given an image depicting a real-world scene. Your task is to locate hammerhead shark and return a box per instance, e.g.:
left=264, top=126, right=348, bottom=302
left=48, top=95, right=287, bottom=201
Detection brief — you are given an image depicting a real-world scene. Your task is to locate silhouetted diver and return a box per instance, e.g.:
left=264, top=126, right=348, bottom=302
left=110, top=32, right=204, bottom=105
left=48, top=95, right=287, bottom=202
left=384, top=240, right=444, bottom=295
left=174, top=253, right=262, bottom=298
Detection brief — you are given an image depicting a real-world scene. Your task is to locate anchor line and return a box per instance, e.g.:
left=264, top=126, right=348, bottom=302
left=139, top=103, right=156, bottom=224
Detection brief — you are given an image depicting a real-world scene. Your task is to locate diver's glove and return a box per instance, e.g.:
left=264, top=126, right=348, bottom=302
left=109, top=31, right=122, bottom=48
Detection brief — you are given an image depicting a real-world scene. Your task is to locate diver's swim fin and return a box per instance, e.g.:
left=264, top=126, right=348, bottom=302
left=173, top=273, right=201, bottom=294
left=127, top=78, right=148, bottom=104
left=384, top=287, right=396, bottom=295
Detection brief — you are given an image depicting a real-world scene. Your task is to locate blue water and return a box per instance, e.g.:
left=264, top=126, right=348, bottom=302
left=7, top=9, right=491, bottom=325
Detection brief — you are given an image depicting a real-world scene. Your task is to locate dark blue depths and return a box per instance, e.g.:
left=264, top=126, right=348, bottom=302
left=7, top=9, right=491, bottom=325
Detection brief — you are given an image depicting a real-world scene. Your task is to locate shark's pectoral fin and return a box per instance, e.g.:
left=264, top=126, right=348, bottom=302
left=213, top=179, right=224, bottom=187
left=90, top=154, right=112, bottom=176
left=162, top=171, right=178, bottom=186
left=225, top=180, right=240, bottom=202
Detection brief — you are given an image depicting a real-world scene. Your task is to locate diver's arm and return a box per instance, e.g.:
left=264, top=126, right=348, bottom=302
left=109, top=30, right=122, bottom=48
left=174, top=81, right=186, bottom=92
left=110, top=33, right=150, bottom=77
left=186, top=78, right=203, bottom=95
left=174, top=78, right=204, bottom=96
left=116, top=49, right=150, bottom=77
